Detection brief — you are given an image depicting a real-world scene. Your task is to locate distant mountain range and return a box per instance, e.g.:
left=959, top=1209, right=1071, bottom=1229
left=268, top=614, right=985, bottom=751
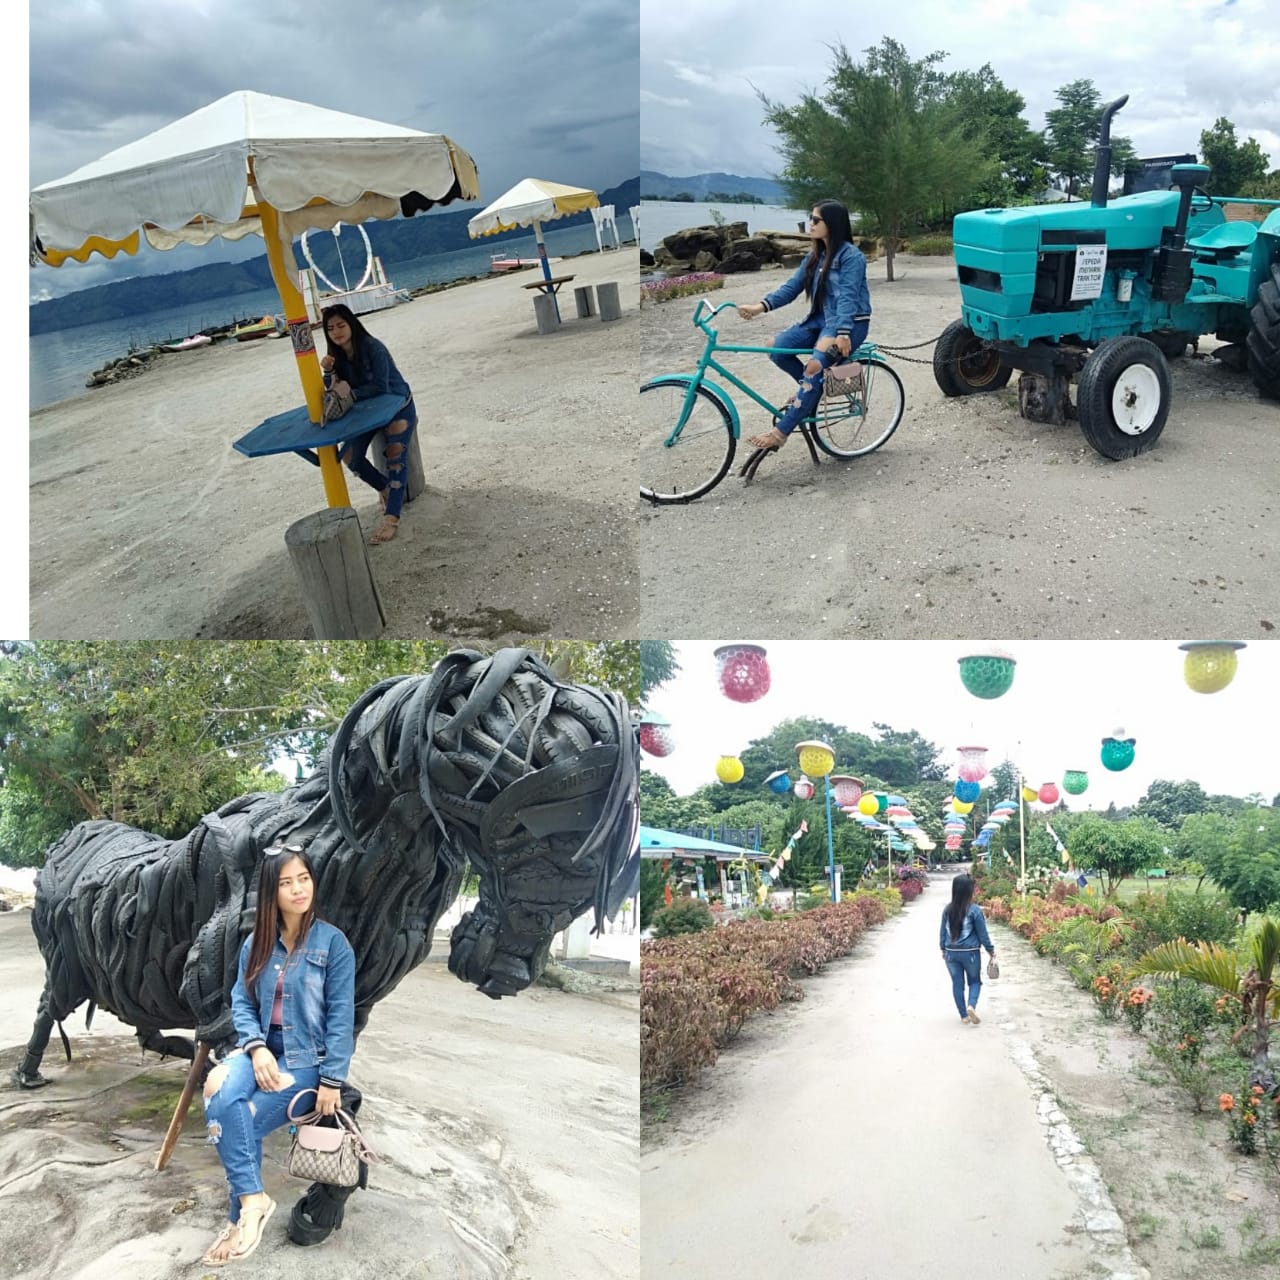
left=29, top=177, right=640, bottom=335
left=640, top=170, right=788, bottom=204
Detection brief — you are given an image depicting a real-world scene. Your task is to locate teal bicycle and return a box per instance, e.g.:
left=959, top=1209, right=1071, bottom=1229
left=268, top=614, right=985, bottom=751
left=641, top=298, right=906, bottom=504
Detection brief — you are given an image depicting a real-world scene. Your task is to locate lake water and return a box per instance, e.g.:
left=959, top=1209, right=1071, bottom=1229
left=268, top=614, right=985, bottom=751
left=639, top=200, right=810, bottom=253
left=29, top=216, right=633, bottom=411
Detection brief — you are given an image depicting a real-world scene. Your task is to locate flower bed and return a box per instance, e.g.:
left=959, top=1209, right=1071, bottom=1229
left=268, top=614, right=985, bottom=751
left=640, top=272, right=725, bottom=307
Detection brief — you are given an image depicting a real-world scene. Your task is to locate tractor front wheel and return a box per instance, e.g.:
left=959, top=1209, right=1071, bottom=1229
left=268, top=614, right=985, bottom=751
left=1246, top=261, right=1280, bottom=400
left=933, top=320, right=1012, bottom=396
left=1076, top=336, right=1171, bottom=459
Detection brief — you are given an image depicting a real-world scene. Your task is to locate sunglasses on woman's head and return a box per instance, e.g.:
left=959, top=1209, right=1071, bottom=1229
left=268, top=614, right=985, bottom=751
left=266, top=842, right=306, bottom=858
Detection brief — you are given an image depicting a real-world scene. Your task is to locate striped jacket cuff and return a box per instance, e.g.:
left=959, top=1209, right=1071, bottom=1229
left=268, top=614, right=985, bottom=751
left=319, top=1074, right=345, bottom=1090
left=243, top=1037, right=266, bottom=1054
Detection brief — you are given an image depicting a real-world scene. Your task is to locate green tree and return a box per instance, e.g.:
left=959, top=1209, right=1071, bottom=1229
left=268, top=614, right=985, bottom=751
left=1198, top=117, right=1270, bottom=196
left=1181, top=807, right=1280, bottom=919
left=761, top=38, right=988, bottom=280
left=1065, top=813, right=1164, bottom=896
left=1044, top=80, right=1135, bottom=200
left=1133, top=778, right=1210, bottom=830
left=640, top=641, right=679, bottom=702
left=871, top=723, right=947, bottom=781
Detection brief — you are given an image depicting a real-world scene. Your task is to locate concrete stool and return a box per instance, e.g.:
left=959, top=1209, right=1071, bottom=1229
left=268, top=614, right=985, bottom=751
left=574, top=285, right=596, bottom=319
left=532, top=292, right=560, bottom=334
left=596, top=282, right=622, bottom=322
left=371, top=426, right=426, bottom=502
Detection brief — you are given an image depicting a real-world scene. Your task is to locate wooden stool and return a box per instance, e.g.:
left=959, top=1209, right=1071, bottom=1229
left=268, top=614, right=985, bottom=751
left=574, top=285, right=596, bottom=319
left=596, top=282, right=622, bottom=322
left=286, top=509, right=387, bottom=638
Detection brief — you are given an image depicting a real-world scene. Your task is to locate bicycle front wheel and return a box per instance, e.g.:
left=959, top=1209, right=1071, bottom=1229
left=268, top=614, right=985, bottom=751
left=640, top=379, right=736, bottom=504
left=811, top=358, right=905, bottom=459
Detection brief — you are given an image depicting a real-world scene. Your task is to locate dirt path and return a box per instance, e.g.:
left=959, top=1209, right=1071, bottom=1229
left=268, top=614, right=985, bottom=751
left=0, top=914, right=638, bottom=1280
left=638, top=257, right=1280, bottom=639
left=641, top=883, right=1280, bottom=1279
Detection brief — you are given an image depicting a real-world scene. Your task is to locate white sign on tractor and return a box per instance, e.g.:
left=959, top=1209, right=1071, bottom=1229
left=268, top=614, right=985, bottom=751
left=1071, top=245, right=1108, bottom=300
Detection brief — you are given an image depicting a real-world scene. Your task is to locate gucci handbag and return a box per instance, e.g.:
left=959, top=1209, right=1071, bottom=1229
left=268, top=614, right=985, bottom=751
left=987, top=955, right=1000, bottom=980
left=286, top=1093, right=378, bottom=1188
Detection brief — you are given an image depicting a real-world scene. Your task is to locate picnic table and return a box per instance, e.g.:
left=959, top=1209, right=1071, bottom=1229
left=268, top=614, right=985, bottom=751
left=519, top=274, right=575, bottom=298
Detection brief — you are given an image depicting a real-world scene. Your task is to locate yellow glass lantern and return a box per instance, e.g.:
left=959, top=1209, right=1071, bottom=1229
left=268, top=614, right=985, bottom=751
left=952, top=799, right=974, bottom=815
left=1179, top=641, right=1245, bottom=694
left=1021, top=785, right=1038, bottom=803
left=795, top=740, right=835, bottom=777
left=857, top=794, right=879, bottom=816
left=716, top=755, right=745, bottom=784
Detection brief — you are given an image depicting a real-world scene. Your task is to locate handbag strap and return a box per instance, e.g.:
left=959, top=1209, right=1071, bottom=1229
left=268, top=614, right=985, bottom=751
left=287, top=1097, right=382, bottom=1165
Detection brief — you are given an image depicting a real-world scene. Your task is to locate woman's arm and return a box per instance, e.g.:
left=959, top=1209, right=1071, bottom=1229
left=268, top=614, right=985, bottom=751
left=829, top=244, right=862, bottom=341
left=230, top=936, right=267, bottom=1053
left=973, top=906, right=996, bottom=954
left=761, top=260, right=808, bottom=314
left=346, top=339, right=394, bottom=400
left=318, top=934, right=357, bottom=1089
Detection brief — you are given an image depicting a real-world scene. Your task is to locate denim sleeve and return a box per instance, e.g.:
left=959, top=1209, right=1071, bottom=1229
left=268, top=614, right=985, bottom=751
left=762, top=261, right=807, bottom=313
left=939, top=912, right=949, bottom=950
left=231, top=936, right=265, bottom=1049
left=973, top=906, right=995, bottom=952
left=318, top=933, right=357, bottom=1087
left=348, top=339, right=393, bottom=400
left=828, top=245, right=863, bottom=338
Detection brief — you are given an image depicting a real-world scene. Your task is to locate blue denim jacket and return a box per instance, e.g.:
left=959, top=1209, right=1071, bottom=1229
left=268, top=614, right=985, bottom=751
left=760, top=241, right=871, bottom=339
left=231, top=918, right=356, bottom=1089
left=940, top=904, right=995, bottom=953
left=330, top=335, right=411, bottom=403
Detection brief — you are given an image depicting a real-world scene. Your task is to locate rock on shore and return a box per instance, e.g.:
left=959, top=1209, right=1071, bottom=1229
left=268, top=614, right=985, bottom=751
left=653, top=222, right=880, bottom=275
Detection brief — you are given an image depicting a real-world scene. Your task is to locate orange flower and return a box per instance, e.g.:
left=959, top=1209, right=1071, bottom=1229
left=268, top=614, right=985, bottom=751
left=1250, top=1085, right=1265, bottom=1096
left=1219, top=1093, right=1235, bottom=1112
left=1244, top=1113, right=1257, bottom=1126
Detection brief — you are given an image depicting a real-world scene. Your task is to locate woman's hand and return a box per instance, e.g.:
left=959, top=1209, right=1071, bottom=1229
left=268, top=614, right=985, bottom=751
left=250, top=1046, right=282, bottom=1091
left=738, top=302, right=764, bottom=320
left=316, top=1084, right=342, bottom=1117
left=320, top=354, right=335, bottom=372
left=834, top=335, right=852, bottom=359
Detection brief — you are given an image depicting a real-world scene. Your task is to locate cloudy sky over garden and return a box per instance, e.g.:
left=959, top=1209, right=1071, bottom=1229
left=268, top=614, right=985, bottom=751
left=641, top=0, right=1279, bottom=179
left=645, top=642, right=1278, bottom=809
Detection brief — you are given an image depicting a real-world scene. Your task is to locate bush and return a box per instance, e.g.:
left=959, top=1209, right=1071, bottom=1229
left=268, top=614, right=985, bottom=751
left=1125, top=889, right=1238, bottom=956
left=651, top=899, right=714, bottom=937
left=639, top=272, right=725, bottom=307
left=906, top=235, right=953, bottom=255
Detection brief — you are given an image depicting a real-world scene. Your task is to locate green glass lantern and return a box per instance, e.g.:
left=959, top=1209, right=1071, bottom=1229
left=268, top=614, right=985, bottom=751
left=957, top=648, right=1016, bottom=700
left=1062, top=769, right=1089, bottom=795
left=1100, top=728, right=1136, bottom=772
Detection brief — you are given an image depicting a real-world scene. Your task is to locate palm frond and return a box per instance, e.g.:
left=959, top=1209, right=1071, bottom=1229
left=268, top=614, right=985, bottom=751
left=1129, top=938, right=1241, bottom=996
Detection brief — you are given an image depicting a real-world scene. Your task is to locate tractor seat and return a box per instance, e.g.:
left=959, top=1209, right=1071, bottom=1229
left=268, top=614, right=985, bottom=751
left=1187, top=221, right=1258, bottom=260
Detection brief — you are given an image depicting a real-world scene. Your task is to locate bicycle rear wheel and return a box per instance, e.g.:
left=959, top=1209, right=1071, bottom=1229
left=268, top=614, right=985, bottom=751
left=810, top=358, right=905, bottom=459
left=640, top=379, right=736, bottom=503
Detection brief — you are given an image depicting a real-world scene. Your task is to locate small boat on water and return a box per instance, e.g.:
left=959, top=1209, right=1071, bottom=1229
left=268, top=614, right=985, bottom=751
left=489, top=253, right=542, bottom=272
left=234, top=315, right=282, bottom=342
left=158, top=333, right=213, bottom=353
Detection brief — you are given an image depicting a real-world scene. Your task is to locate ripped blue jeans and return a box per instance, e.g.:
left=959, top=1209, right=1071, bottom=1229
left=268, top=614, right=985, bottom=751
left=340, top=396, right=418, bottom=519
left=202, top=1028, right=321, bottom=1222
left=769, top=318, right=870, bottom=437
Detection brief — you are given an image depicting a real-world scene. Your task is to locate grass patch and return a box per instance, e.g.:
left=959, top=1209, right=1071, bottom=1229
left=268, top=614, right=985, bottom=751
left=1191, top=1224, right=1223, bottom=1249
left=120, top=1085, right=188, bottom=1123
left=1133, top=1211, right=1163, bottom=1240
left=906, top=235, right=953, bottom=255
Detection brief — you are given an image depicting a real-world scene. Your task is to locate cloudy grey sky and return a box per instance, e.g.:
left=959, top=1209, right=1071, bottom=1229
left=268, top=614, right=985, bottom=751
left=29, top=0, right=638, bottom=300
left=641, top=0, right=1278, bottom=180
left=645, top=641, right=1278, bottom=812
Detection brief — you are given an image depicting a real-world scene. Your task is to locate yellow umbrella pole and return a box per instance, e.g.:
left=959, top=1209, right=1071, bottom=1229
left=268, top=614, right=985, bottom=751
left=256, top=195, right=351, bottom=508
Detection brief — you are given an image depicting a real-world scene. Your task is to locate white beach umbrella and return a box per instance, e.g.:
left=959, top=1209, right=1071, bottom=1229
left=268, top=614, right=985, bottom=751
left=467, top=177, right=598, bottom=284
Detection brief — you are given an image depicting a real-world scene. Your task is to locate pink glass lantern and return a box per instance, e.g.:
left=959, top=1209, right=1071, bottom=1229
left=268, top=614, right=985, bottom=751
left=830, top=775, right=864, bottom=807
left=956, top=744, right=988, bottom=784
left=639, top=714, right=675, bottom=758
left=714, top=644, right=771, bottom=704
left=794, top=776, right=815, bottom=801
left=1038, top=782, right=1060, bottom=805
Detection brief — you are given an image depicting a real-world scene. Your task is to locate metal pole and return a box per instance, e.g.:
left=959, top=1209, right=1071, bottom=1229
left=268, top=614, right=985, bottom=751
left=825, top=776, right=837, bottom=902
left=1019, top=772, right=1027, bottom=892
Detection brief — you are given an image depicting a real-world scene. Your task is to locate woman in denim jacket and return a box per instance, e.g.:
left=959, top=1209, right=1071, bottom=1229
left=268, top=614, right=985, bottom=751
left=738, top=199, right=871, bottom=450
left=201, top=843, right=356, bottom=1264
left=940, top=874, right=997, bottom=1025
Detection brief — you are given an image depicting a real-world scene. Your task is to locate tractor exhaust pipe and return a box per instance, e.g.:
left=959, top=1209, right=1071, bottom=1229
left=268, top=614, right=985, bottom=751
left=1090, top=95, right=1130, bottom=208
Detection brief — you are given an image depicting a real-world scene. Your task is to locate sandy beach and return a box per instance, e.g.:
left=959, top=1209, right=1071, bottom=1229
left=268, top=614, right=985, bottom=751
left=31, top=248, right=639, bottom=640
left=639, top=255, right=1280, bottom=639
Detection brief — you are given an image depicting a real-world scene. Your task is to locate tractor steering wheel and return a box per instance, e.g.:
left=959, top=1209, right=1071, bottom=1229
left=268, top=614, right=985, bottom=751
left=1188, top=187, right=1214, bottom=215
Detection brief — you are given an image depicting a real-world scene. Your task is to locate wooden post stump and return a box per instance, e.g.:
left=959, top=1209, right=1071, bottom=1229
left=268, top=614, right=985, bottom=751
left=596, top=281, right=622, bottom=322
left=285, top=508, right=386, bottom=638
left=372, top=427, right=426, bottom=502
left=573, top=285, right=596, bottom=319
left=532, top=292, right=560, bottom=334
left=156, top=1041, right=210, bottom=1171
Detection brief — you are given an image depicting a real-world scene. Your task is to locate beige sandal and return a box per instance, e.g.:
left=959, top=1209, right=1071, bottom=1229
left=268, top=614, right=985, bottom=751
left=202, top=1222, right=241, bottom=1266
left=229, top=1196, right=275, bottom=1261
left=747, top=427, right=788, bottom=450
left=368, top=515, right=399, bottom=545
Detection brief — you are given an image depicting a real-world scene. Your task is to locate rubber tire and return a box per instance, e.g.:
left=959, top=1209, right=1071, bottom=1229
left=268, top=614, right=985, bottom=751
left=639, top=379, right=736, bottom=504
left=933, top=319, right=1013, bottom=396
left=1076, top=336, right=1171, bottom=459
left=1246, top=260, right=1280, bottom=400
left=810, top=359, right=906, bottom=459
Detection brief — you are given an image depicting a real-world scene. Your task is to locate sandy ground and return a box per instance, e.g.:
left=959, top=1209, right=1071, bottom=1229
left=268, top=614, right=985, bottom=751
left=30, top=249, right=639, bottom=640
left=641, top=877, right=1279, bottom=1280
left=0, top=912, right=638, bottom=1280
left=638, top=256, right=1280, bottom=639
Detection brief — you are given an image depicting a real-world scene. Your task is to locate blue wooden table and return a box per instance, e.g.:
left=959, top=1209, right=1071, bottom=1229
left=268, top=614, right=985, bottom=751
left=232, top=393, right=409, bottom=459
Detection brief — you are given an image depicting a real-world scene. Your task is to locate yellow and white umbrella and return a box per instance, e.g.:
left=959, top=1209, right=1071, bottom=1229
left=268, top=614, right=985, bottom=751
left=30, top=90, right=479, bottom=507
left=467, top=177, right=598, bottom=285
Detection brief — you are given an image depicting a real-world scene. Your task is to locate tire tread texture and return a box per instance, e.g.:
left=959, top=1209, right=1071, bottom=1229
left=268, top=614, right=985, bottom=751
left=1246, top=260, right=1280, bottom=400
left=933, top=319, right=1012, bottom=396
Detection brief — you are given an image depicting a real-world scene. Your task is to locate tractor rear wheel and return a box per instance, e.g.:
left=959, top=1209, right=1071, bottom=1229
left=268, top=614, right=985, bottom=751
left=1246, top=261, right=1280, bottom=400
left=1076, top=336, right=1171, bottom=459
left=933, top=320, right=1012, bottom=396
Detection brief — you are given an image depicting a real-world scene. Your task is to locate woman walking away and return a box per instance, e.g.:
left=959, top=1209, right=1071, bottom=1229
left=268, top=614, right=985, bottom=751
left=201, top=843, right=356, bottom=1265
left=940, top=874, right=996, bottom=1025
left=320, top=304, right=417, bottom=545
left=736, top=199, right=870, bottom=451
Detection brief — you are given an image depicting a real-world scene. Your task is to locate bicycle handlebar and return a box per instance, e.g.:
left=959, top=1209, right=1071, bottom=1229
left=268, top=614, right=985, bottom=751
left=692, top=298, right=740, bottom=326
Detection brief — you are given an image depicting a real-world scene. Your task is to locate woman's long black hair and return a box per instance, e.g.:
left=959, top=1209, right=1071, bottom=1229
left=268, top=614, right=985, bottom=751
left=321, top=303, right=374, bottom=368
left=946, top=873, right=975, bottom=942
left=244, top=844, right=321, bottom=992
left=802, top=199, right=854, bottom=306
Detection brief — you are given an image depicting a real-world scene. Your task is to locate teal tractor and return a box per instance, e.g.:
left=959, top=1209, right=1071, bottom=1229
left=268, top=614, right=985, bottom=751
left=934, top=95, right=1280, bottom=458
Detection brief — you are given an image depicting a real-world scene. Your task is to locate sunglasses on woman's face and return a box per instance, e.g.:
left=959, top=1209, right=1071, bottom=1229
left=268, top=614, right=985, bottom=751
left=810, top=215, right=824, bottom=224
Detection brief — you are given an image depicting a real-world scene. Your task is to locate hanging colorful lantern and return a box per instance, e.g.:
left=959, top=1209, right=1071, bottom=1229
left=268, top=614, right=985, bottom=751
left=638, top=712, right=675, bottom=758
left=830, top=775, right=864, bottom=807
left=1101, top=728, right=1136, bottom=772
left=954, top=779, right=981, bottom=804
left=952, top=799, right=975, bottom=815
left=1179, top=641, right=1246, bottom=694
left=955, top=744, right=989, bottom=784
left=716, top=755, right=745, bottom=784
left=1021, top=784, right=1038, bottom=803
left=794, top=776, right=815, bottom=801
left=1038, top=782, right=1060, bottom=805
left=857, top=793, right=878, bottom=816
left=1062, top=770, right=1089, bottom=796
left=875, top=792, right=889, bottom=814
left=764, top=769, right=792, bottom=795
left=957, top=648, right=1016, bottom=700
left=795, top=740, right=835, bottom=778
left=714, top=644, right=771, bottom=703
